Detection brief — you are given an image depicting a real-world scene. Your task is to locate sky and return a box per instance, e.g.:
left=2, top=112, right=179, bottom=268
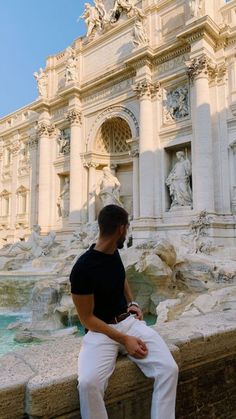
left=0, top=0, right=89, bottom=118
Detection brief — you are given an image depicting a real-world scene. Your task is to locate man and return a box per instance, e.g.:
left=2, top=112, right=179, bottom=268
left=70, top=205, right=178, bottom=419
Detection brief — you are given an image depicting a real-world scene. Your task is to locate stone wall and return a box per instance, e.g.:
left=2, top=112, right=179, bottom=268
left=0, top=310, right=236, bottom=419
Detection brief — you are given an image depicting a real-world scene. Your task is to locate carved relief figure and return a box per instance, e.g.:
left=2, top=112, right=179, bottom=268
left=65, top=47, right=78, bottom=84
left=97, top=167, right=123, bottom=207
left=57, top=130, right=70, bottom=155
left=133, top=19, right=148, bottom=47
left=164, top=86, right=189, bottom=122
left=57, top=177, right=70, bottom=218
left=189, top=0, right=203, bottom=18
left=34, top=68, right=48, bottom=98
left=166, top=151, right=192, bottom=210
left=94, top=0, right=109, bottom=23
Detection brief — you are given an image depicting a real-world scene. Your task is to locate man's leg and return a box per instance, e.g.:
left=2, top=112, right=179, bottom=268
left=78, top=331, right=119, bottom=419
left=125, top=319, right=179, bottom=419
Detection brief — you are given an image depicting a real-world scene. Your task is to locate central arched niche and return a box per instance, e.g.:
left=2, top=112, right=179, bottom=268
left=94, top=117, right=132, bottom=154
left=94, top=117, right=133, bottom=217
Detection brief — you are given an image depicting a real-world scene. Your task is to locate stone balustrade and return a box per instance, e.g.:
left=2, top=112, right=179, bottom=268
left=0, top=310, right=236, bottom=419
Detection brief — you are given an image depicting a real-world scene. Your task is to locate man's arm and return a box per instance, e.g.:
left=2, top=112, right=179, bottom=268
left=72, top=293, right=147, bottom=358
left=124, top=278, right=143, bottom=320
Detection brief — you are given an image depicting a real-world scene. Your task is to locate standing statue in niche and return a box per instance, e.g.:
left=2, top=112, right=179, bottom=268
left=133, top=19, right=148, bottom=47
left=57, top=177, right=70, bottom=218
left=34, top=68, right=48, bottom=98
left=65, top=47, right=78, bottom=84
left=166, top=151, right=192, bottom=210
left=97, top=167, right=123, bottom=207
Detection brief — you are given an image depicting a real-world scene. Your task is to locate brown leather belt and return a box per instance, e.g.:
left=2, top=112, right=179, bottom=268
left=108, top=312, right=131, bottom=324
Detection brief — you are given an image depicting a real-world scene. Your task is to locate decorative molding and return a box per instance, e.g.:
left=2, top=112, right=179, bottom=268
left=66, top=109, right=82, bottom=126
left=36, top=122, right=56, bottom=138
left=186, top=54, right=216, bottom=82
left=133, top=80, right=160, bottom=99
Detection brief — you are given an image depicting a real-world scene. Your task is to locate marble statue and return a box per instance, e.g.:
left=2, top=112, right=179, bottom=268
left=97, top=166, right=123, bottom=207
left=57, top=177, right=70, bottom=218
left=34, top=68, right=48, bottom=98
left=133, top=19, right=148, bottom=47
left=41, top=231, right=57, bottom=255
left=94, top=0, right=109, bottom=23
left=164, top=86, right=189, bottom=122
left=57, top=130, right=70, bottom=155
left=189, top=0, right=203, bottom=18
left=166, top=151, right=192, bottom=210
left=110, top=0, right=145, bottom=23
left=6, top=224, right=42, bottom=258
left=65, top=47, right=78, bottom=84
left=80, top=3, right=102, bottom=38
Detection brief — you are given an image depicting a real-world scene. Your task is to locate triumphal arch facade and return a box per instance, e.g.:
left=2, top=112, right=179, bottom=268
left=0, top=0, right=236, bottom=245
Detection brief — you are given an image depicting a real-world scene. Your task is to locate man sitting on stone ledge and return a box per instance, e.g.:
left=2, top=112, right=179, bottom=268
left=70, top=205, right=178, bottom=419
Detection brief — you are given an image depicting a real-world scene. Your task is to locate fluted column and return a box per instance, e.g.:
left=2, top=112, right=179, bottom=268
left=127, top=139, right=139, bottom=219
left=37, top=121, right=55, bottom=231
left=133, top=80, right=159, bottom=218
left=10, top=134, right=21, bottom=231
left=66, top=109, right=83, bottom=224
left=84, top=161, right=98, bottom=222
left=28, top=131, right=39, bottom=227
left=187, top=55, right=215, bottom=212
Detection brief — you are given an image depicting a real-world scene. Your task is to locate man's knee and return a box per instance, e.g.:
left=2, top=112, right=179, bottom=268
left=78, top=375, right=105, bottom=395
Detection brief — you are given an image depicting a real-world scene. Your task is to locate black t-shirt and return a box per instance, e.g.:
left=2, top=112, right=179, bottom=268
left=69, top=244, right=128, bottom=323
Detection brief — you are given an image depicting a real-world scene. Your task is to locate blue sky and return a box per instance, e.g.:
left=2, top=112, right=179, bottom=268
left=0, top=1, right=89, bottom=118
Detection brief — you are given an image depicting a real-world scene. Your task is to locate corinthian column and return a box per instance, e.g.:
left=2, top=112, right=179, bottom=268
left=10, top=134, right=21, bottom=231
left=37, top=121, right=55, bottom=231
left=133, top=80, right=159, bottom=218
left=84, top=161, right=98, bottom=223
left=187, top=55, right=215, bottom=212
left=66, top=108, right=83, bottom=224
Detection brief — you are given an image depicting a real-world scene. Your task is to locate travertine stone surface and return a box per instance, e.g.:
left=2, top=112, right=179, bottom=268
left=0, top=311, right=235, bottom=419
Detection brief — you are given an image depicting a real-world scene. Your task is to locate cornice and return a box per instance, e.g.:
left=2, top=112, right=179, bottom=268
left=177, top=16, right=221, bottom=48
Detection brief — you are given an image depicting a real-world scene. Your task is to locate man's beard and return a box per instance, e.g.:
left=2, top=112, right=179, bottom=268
left=117, top=235, right=126, bottom=249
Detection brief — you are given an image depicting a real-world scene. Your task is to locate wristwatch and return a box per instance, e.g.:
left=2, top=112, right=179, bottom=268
left=128, top=301, right=139, bottom=308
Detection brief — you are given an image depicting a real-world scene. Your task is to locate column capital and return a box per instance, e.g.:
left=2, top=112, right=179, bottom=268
left=66, top=108, right=82, bottom=126
left=11, top=134, right=21, bottom=156
left=36, top=121, right=56, bottom=138
left=133, top=80, right=160, bottom=99
left=83, top=160, right=98, bottom=169
left=186, top=54, right=216, bottom=83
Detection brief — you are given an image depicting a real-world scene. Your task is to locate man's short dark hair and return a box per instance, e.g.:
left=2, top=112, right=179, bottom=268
left=98, top=205, right=129, bottom=236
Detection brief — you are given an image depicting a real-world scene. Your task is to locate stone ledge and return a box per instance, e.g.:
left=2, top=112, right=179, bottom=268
left=0, top=310, right=235, bottom=419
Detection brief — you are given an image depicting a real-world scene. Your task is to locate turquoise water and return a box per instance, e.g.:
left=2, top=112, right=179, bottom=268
left=0, top=313, right=33, bottom=356
left=0, top=313, right=156, bottom=357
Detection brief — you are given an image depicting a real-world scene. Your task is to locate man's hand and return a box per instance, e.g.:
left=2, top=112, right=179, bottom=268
left=123, top=335, right=148, bottom=359
left=127, top=305, right=143, bottom=320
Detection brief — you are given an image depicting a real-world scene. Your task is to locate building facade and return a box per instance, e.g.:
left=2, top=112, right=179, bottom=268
left=0, top=0, right=236, bottom=245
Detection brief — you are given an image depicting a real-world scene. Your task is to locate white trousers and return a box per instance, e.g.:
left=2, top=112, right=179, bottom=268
left=78, top=315, right=179, bottom=419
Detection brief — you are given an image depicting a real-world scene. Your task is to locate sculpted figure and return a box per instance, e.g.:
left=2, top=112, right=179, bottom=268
left=57, top=177, right=70, bottom=218
left=165, top=87, right=189, bottom=122
left=189, top=0, right=203, bottom=17
left=97, top=167, right=123, bottom=207
left=133, top=19, right=148, bottom=47
left=41, top=231, right=57, bottom=255
left=80, top=3, right=102, bottom=37
left=110, top=0, right=145, bottom=23
left=6, top=224, right=43, bottom=258
left=34, top=68, right=48, bottom=98
left=166, top=151, right=192, bottom=210
left=57, top=130, right=70, bottom=155
left=94, top=0, right=108, bottom=23
left=65, top=47, right=78, bottom=84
